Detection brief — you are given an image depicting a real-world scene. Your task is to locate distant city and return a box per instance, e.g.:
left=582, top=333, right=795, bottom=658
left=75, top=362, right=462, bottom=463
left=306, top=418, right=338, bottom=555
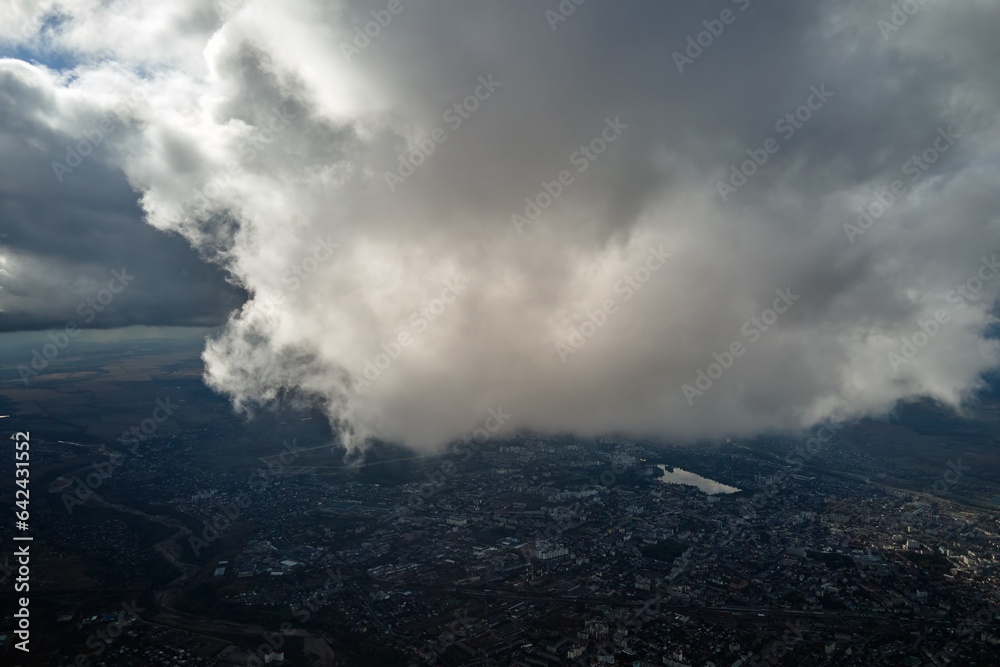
left=1, top=348, right=997, bottom=665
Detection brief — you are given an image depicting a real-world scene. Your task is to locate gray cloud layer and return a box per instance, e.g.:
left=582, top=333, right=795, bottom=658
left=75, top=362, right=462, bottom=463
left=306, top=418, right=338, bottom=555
left=1, top=0, right=998, bottom=450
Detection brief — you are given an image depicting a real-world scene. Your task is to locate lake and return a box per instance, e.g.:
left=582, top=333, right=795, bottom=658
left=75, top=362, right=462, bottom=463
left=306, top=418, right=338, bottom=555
left=655, top=464, right=740, bottom=495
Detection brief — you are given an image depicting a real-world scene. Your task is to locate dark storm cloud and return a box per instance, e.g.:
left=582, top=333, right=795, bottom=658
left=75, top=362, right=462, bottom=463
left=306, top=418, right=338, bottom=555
left=0, top=0, right=997, bottom=451
left=0, top=61, right=247, bottom=332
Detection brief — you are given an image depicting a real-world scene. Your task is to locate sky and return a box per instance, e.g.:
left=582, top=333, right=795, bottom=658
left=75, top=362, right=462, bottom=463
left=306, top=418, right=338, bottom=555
left=0, top=0, right=998, bottom=452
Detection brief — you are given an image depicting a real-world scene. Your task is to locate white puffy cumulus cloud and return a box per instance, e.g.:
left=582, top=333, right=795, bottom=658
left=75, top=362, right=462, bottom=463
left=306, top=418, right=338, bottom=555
left=2, top=0, right=999, bottom=451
